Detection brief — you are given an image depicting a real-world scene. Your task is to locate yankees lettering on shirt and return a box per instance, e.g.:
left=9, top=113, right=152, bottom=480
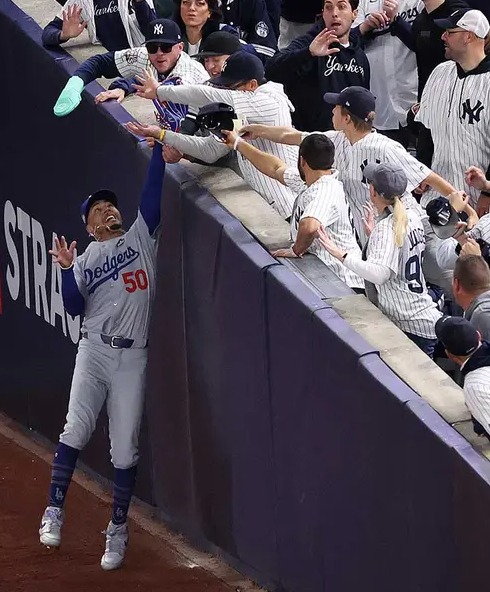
left=2, top=200, right=80, bottom=344
left=94, top=0, right=119, bottom=16
left=416, top=59, right=490, bottom=208
left=324, top=56, right=365, bottom=78
left=84, top=245, right=140, bottom=294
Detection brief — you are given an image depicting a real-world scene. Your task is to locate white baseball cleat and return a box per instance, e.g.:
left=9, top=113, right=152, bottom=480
left=100, top=521, right=129, bottom=571
left=39, top=506, right=64, bottom=548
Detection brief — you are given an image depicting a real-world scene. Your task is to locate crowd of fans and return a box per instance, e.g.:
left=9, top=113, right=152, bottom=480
left=48, top=0, right=490, bottom=438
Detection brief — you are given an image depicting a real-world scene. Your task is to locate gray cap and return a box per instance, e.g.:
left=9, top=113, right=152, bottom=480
left=363, top=162, right=408, bottom=199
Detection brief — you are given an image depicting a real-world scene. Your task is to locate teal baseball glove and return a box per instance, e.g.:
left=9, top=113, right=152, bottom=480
left=53, top=76, right=84, bottom=117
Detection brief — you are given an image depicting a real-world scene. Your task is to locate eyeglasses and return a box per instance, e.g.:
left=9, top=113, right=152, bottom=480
left=146, top=42, right=174, bottom=54
left=444, top=28, right=467, bottom=35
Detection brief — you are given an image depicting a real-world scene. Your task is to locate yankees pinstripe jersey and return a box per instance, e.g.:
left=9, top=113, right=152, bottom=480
left=362, top=209, right=442, bottom=338
left=354, top=0, right=423, bottom=130
left=284, top=168, right=364, bottom=289
left=114, top=48, right=208, bottom=84
left=308, top=130, right=431, bottom=246
left=156, top=81, right=298, bottom=218
left=463, top=366, right=490, bottom=436
left=416, top=58, right=490, bottom=208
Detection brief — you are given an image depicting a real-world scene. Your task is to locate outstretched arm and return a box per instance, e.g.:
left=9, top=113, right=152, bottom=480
left=139, top=143, right=167, bottom=236
left=49, top=235, right=85, bottom=316
left=238, top=123, right=303, bottom=146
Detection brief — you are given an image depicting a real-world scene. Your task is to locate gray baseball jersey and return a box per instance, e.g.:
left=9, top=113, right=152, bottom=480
left=354, top=0, right=423, bottom=130
left=306, top=130, right=431, bottom=246
left=416, top=60, right=490, bottom=208
left=361, top=209, right=442, bottom=338
left=74, top=213, right=158, bottom=343
left=284, top=167, right=364, bottom=290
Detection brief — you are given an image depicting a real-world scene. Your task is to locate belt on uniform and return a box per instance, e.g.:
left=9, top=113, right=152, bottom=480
left=81, top=332, right=147, bottom=349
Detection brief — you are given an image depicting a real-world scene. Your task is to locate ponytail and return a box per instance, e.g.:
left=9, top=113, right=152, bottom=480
left=392, top=197, right=408, bottom=247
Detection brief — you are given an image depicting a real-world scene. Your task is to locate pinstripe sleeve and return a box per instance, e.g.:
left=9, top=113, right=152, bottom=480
left=384, top=142, right=431, bottom=191
left=283, top=167, right=306, bottom=193
left=302, top=188, right=338, bottom=226
left=367, top=218, right=398, bottom=273
left=415, top=63, right=449, bottom=130
left=114, top=47, right=151, bottom=78
left=464, top=368, right=490, bottom=432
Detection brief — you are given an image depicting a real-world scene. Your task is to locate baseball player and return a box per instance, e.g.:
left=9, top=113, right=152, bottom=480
left=355, top=0, right=423, bottom=145
left=317, top=162, right=443, bottom=356
left=53, top=18, right=208, bottom=117
left=221, top=128, right=365, bottom=290
left=415, top=9, right=490, bottom=215
left=130, top=51, right=298, bottom=218
left=42, top=0, right=156, bottom=51
left=39, top=143, right=165, bottom=571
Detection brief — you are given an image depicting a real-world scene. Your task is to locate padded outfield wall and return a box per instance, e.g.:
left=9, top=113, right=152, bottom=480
left=1, top=2, right=490, bottom=590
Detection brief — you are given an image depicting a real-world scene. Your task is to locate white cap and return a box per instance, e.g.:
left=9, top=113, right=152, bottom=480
left=455, top=10, right=490, bottom=39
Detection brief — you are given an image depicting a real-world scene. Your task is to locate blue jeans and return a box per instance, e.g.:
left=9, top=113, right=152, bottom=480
left=404, top=332, right=437, bottom=359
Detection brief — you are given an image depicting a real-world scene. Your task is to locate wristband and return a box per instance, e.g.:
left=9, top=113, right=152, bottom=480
left=61, top=262, right=74, bottom=271
left=233, top=136, right=242, bottom=151
left=481, top=190, right=490, bottom=198
left=290, top=245, right=300, bottom=257
left=159, top=128, right=166, bottom=143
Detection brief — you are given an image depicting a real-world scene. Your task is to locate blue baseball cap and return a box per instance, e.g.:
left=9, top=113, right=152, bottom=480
left=210, top=52, right=265, bottom=87
left=426, top=197, right=460, bottom=240
left=145, top=19, right=182, bottom=45
left=81, top=189, right=118, bottom=224
left=323, top=86, right=376, bottom=122
left=435, top=316, right=480, bottom=357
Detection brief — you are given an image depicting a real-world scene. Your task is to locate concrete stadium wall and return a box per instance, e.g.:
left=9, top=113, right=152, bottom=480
left=2, top=2, right=490, bottom=590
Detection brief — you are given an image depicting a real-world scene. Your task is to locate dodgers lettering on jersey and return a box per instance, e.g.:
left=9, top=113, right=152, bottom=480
left=308, top=130, right=430, bottom=247
left=366, top=209, right=441, bottom=338
left=284, top=167, right=364, bottom=289
left=74, top=213, right=158, bottom=341
left=416, top=59, right=490, bottom=208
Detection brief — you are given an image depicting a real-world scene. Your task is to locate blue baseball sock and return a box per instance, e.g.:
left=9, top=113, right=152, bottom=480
left=48, top=442, right=79, bottom=508
left=112, top=466, right=138, bottom=525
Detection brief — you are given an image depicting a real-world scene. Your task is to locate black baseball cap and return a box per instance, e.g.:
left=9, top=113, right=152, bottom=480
left=435, top=316, right=480, bottom=357
left=363, top=163, right=408, bottom=199
left=425, top=197, right=460, bottom=240
left=81, top=189, right=118, bottom=224
left=210, top=52, right=265, bottom=88
left=195, top=102, right=237, bottom=140
left=192, top=31, right=242, bottom=58
left=323, top=86, right=376, bottom=122
left=145, top=19, right=182, bottom=45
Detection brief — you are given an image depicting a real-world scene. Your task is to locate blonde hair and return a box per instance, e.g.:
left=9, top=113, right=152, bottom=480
left=391, top=197, right=408, bottom=247
left=340, top=106, right=375, bottom=132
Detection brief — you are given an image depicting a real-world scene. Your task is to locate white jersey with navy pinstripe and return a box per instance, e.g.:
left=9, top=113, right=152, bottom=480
left=156, top=81, right=298, bottom=218
left=416, top=60, right=490, bottom=208
left=366, top=209, right=442, bottom=338
left=354, top=0, right=423, bottom=130
left=114, top=48, right=209, bottom=85
left=464, top=366, right=490, bottom=436
left=307, top=130, right=431, bottom=246
left=284, top=168, right=364, bottom=290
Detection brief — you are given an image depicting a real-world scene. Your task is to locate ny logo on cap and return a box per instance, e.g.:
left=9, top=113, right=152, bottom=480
left=221, top=59, right=228, bottom=72
left=154, top=23, right=164, bottom=35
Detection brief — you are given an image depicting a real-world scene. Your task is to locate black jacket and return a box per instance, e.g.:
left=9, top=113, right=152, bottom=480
left=280, top=0, right=323, bottom=24
left=265, top=22, right=370, bottom=131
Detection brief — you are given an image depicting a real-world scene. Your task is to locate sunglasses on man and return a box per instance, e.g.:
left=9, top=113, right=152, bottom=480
left=146, top=42, right=174, bottom=54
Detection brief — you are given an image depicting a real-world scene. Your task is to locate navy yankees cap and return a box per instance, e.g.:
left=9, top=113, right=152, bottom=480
left=192, top=31, right=242, bottom=58
left=435, top=316, right=480, bottom=357
left=434, top=9, right=490, bottom=39
left=426, top=197, right=460, bottom=240
left=363, top=163, right=408, bottom=199
left=196, top=102, right=237, bottom=140
left=323, top=86, right=376, bottom=122
left=210, top=52, right=265, bottom=87
left=81, top=189, right=118, bottom=224
left=145, top=19, right=182, bottom=45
